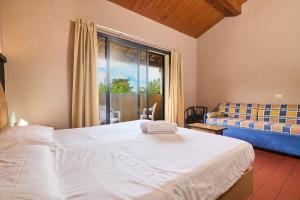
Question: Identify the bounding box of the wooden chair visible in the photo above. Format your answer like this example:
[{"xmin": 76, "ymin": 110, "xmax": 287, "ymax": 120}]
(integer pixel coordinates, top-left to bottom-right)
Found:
[{"xmin": 184, "ymin": 106, "xmax": 208, "ymax": 128}]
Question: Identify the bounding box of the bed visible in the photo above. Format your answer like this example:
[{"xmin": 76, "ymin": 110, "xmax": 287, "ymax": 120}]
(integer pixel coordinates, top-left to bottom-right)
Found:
[{"xmin": 0, "ymin": 84, "xmax": 254, "ymax": 200}]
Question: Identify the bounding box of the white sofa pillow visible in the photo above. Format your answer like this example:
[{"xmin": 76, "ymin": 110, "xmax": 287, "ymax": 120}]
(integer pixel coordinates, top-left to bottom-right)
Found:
[{"xmin": 0, "ymin": 125, "xmax": 54, "ymax": 148}]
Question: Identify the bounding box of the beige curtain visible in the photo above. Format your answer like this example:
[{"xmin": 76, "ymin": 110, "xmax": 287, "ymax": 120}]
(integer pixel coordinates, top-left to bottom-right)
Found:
[
  {"xmin": 71, "ymin": 19, "xmax": 99, "ymax": 128},
  {"xmin": 165, "ymin": 49, "xmax": 185, "ymax": 127}
]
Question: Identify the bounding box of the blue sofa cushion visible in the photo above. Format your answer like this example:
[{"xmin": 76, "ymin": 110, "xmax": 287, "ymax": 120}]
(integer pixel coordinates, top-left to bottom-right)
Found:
[{"xmin": 223, "ymin": 126, "xmax": 300, "ymax": 157}]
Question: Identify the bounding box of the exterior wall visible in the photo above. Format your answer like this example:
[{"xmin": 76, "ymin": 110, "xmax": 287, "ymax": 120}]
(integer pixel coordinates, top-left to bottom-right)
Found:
[
  {"xmin": 197, "ymin": 0, "xmax": 300, "ymax": 110},
  {"xmin": 3, "ymin": 0, "xmax": 197, "ymax": 128}
]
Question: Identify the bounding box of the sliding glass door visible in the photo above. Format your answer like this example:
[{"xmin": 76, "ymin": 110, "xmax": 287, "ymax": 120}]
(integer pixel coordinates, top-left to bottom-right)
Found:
[
  {"xmin": 109, "ymin": 41, "xmax": 138, "ymax": 123},
  {"xmin": 98, "ymin": 33, "xmax": 169, "ymax": 124}
]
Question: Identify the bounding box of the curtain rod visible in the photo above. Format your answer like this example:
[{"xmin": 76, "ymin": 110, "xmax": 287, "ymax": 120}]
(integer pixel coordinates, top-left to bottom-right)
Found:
[{"xmin": 96, "ymin": 25, "xmax": 171, "ymax": 52}]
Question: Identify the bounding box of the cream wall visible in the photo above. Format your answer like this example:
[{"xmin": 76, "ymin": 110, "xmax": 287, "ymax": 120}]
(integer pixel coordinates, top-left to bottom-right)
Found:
[
  {"xmin": 0, "ymin": 0, "xmax": 3, "ymax": 52},
  {"xmin": 3, "ymin": 0, "xmax": 197, "ymax": 128},
  {"xmin": 197, "ymin": 0, "xmax": 300, "ymax": 110}
]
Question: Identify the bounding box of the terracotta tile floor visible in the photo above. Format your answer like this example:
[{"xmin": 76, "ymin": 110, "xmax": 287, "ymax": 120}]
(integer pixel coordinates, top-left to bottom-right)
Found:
[{"xmin": 249, "ymin": 149, "xmax": 300, "ymax": 200}]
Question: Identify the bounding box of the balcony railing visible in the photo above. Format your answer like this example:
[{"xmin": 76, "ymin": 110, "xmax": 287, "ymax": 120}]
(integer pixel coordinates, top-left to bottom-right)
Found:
[{"xmin": 99, "ymin": 94, "xmax": 163, "ymax": 123}]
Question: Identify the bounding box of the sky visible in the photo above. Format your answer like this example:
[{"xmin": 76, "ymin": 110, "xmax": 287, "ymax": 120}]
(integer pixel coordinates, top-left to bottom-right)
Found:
[{"xmin": 98, "ymin": 60, "xmax": 162, "ymax": 92}]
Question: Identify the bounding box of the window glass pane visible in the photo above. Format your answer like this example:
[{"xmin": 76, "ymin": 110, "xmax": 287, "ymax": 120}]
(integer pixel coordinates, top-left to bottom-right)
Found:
[
  {"xmin": 109, "ymin": 41, "xmax": 138, "ymax": 122},
  {"xmin": 148, "ymin": 52, "xmax": 164, "ymax": 120},
  {"xmin": 98, "ymin": 37, "xmax": 107, "ymax": 124},
  {"xmin": 139, "ymin": 50, "xmax": 147, "ymax": 119}
]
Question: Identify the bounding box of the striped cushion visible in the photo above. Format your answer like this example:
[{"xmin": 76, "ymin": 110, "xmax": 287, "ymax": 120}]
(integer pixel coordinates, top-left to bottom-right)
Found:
[
  {"xmin": 218, "ymin": 103, "xmax": 258, "ymax": 120},
  {"xmin": 251, "ymin": 121, "xmax": 300, "ymax": 135},
  {"xmin": 291, "ymin": 124, "xmax": 300, "ymax": 134},
  {"xmin": 206, "ymin": 118, "xmax": 300, "ymax": 134},
  {"xmin": 258, "ymin": 104, "xmax": 300, "ymax": 124},
  {"xmin": 206, "ymin": 117, "xmax": 229, "ymax": 125},
  {"xmin": 206, "ymin": 117, "xmax": 246, "ymax": 128}
]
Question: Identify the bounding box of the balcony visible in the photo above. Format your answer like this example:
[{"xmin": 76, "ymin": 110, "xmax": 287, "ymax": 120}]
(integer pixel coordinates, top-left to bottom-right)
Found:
[{"xmin": 99, "ymin": 94, "xmax": 163, "ymax": 124}]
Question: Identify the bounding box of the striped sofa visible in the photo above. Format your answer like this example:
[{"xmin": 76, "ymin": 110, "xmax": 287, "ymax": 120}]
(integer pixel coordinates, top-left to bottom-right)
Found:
[{"xmin": 206, "ymin": 103, "xmax": 300, "ymax": 156}]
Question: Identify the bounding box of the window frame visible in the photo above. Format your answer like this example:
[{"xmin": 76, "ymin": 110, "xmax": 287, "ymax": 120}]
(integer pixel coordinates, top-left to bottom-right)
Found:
[{"xmin": 97, "ymin": 32, "xmax": 171, "ymax": 124}]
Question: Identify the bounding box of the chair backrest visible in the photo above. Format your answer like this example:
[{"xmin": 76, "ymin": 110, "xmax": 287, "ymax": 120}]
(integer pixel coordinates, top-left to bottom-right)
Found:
[
  {"xmin": 152, "ymin": 103, "xmax": 157, "ymax": 110},
  {"xmin": 141, "ymin": 103, "xmax": 157, "ymax": 120},
  {"xmin": 258, "ymin": 104, "xmax": 300, "ymax": 124},
  {"xmin": 184, "ymin": 106, "xmax": 208, "ymax": 127},
  {"xmin": 149, "ymin": 103, "xmax": 157, "ymax": 120},
  {"xmin": 218, "ymin": 103, "xmax": 259, "ymax": 120}
]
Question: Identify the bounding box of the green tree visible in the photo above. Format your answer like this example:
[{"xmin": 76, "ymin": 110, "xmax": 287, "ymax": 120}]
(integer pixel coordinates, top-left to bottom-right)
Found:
[
  {"xmin": 99, "ymin": 83, "xmax": 106, "ymax": 93},
  {"xmin": 148, "ymin": 79, "xmax": 161, "ymax": 94},
  {"xmin": 99, "ymin": 79, "xmax": 160, "ymax": 94},
  {"xmin": 110, "ymin": 79, "xmax": 133, "ymax": 94}
]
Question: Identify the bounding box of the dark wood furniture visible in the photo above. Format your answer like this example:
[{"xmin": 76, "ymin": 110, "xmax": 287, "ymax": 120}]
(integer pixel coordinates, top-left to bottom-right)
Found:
[
  {"xmin": 184, "ymin": 106, "xmax": 208, "ymax": 128},
  {"xmin": 0, "ymin": 53, "xmax": 7, "ymax": 91},
  {"xmin": 188, "ymin": 123, "xmax": 227, "ymax": 135},
  {"xmin": 0, "ymin": 53, "xmax": 8, "ymax": 130}
]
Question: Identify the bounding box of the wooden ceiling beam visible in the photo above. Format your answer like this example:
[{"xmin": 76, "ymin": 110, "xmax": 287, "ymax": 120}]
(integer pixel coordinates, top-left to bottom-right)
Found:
[
  {"xmin": 206, "ymin": 0, "xmax": 243, "ymax": 16},
  {"xmin": 108, "ymin": 0, "xmax": 247, "ymax": 38}
]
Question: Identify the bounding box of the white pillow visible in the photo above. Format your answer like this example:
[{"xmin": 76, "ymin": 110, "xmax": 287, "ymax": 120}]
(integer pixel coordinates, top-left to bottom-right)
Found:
[
  {"xmin": 0, "ymin": 145, "xmax": 64, "ymax": 200},
  {"xmin": 0, "ymin": 125, "xmax": 54, "ymax": 147}
]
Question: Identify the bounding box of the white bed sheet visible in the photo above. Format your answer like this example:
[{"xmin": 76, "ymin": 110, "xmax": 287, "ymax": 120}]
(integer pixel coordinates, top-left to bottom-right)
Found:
[{"xmin": 54, "ymin": 120, "xmax": 254, "ymax": 200}]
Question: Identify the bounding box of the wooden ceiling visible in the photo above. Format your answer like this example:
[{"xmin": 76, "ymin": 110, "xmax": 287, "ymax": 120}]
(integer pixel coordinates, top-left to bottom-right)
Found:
[{"xmin": 108, "ymin": 0, "xmax": 247, "ymax": 38}]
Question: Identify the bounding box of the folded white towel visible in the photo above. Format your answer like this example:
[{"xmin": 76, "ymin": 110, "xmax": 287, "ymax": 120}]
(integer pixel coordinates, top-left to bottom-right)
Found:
[{"xmin": 140, "ymin": 121, "xmax": 177, "ymax": 134}]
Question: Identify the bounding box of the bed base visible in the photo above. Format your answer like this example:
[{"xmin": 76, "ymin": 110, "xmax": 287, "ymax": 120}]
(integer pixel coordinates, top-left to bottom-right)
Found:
[{"xmin": 217, "ymin": 168, "xmax": 253, "ymax": 200}]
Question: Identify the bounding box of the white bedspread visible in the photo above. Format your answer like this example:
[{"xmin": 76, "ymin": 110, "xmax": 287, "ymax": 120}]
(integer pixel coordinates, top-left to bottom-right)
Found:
[
  {"xmin": 54, "ymin": 120, "xmax": 254, "ymax": 200},
  {"xmin": 0, "ymin": 145, "xmax": 64, "ymax": 200}
]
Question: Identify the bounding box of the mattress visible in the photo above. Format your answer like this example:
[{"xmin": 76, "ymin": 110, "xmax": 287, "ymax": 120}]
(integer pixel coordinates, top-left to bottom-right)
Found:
[{"xmin": 54, "ymin": 120, "xmax": 255, "ymax": 200}]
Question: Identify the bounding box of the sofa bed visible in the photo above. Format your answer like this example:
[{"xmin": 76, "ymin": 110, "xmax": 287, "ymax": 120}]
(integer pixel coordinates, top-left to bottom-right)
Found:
[{"xmin": 206, "ymin": 103, "xmax": 300, "ymax": 156}]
